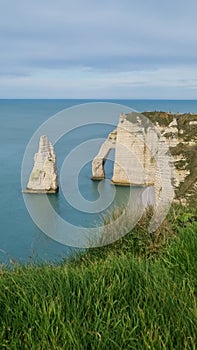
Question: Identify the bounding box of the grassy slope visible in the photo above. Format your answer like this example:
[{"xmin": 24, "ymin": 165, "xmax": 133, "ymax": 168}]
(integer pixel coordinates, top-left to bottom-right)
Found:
[{"xmin": 0, "ymin": 207, "xmax": 196, "ymax": 350}]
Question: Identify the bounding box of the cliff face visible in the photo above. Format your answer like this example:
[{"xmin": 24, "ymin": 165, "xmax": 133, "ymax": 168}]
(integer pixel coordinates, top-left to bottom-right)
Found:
[
  {"xmin": 92, "ymin": 111, "xmax": 197, "ymax": 205},
  {"xmin": 110, "ymin": 112, "xmax": 161, "ymax": 187},
  {"xmin": 143, "ymin": 111, "xmax": 197, "ymax": 205}
]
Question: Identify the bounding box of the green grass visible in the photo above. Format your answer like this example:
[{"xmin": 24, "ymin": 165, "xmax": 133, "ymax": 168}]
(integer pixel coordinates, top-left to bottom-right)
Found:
[{"xmin": 0, "ymin": 206, "xmax": 196, "ymax": 349}]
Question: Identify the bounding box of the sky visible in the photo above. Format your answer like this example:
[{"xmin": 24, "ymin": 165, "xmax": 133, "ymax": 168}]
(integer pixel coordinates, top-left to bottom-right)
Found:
[{"xmin": 0, "ymin": 0, "xmax": 197, "ymax": 99}]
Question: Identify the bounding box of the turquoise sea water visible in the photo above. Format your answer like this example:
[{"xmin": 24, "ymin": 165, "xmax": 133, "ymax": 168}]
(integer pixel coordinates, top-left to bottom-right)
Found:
[{"xmin": 0, "ymin": 99, "xmax": 197, "ymax": 265}]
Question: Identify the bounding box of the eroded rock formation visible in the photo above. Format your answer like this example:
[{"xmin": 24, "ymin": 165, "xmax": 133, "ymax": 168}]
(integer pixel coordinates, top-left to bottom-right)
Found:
[
  {"xmin": 92, "ymin": 112, "xmax": 169, "ymax": 187},
  {"xmin": 25, "ymin": 135, "xmax": 58, "ymax": 193},
  {"xmin": 92, "ymin": 129, "xmax": 117, "ymax": 180},
  {"xmin": 92, "ymin": 111, "xmax": 197, "ymax": 205}
]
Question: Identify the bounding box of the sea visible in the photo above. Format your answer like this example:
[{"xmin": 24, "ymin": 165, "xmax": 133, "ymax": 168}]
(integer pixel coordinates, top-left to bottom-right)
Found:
[{"xmin": 1, "ymin": 99, "xmax": 197, "ymax": 265}]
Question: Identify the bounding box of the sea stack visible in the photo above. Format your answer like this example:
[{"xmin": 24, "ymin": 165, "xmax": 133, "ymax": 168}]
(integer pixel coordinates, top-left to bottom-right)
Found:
[{"xmin": 25, "ymin": 135, "xmax": 58, "ymax": 193}]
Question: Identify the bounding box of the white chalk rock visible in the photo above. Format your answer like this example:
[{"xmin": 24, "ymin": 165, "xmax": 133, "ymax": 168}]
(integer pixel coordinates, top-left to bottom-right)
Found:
[
  {"xmin": 25, "ymin": 135, "xmax": 58, "ymax": 193},
  {"xmin": 92, "ymin": 129, "xmax": 117, "ymax": 180}
]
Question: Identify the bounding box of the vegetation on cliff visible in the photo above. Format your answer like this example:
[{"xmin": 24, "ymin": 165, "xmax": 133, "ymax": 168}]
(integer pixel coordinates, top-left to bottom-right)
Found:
[{"xmin": 144, "ymin": 111, "xmax": 197, "ymax": 205}]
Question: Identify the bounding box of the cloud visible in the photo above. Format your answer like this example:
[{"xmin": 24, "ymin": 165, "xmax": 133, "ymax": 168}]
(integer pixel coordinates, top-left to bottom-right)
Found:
[
  {"xmin": 0, "ymin": 0, "xmax": 197, "ymax": 97},
  {"xmin": 1, "ymin": 66, "xmax": 197, "ymax": 99}
]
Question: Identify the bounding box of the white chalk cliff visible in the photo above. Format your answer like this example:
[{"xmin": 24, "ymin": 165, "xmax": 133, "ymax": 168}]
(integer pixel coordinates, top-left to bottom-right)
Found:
[
  {"xmin": 92, "ymin": 112, "xmax": 175, "ymax": 230},
  {"xmin": 25, "ymin": 135, "xmax": 58, "ymax": 193},
  {"xmin": 92, "ymin": 112, "xmax": 173, "ymax": 187},
  {"xmin": 92, "ymin": 110, "xmax": 197, "ymax": 209}
]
